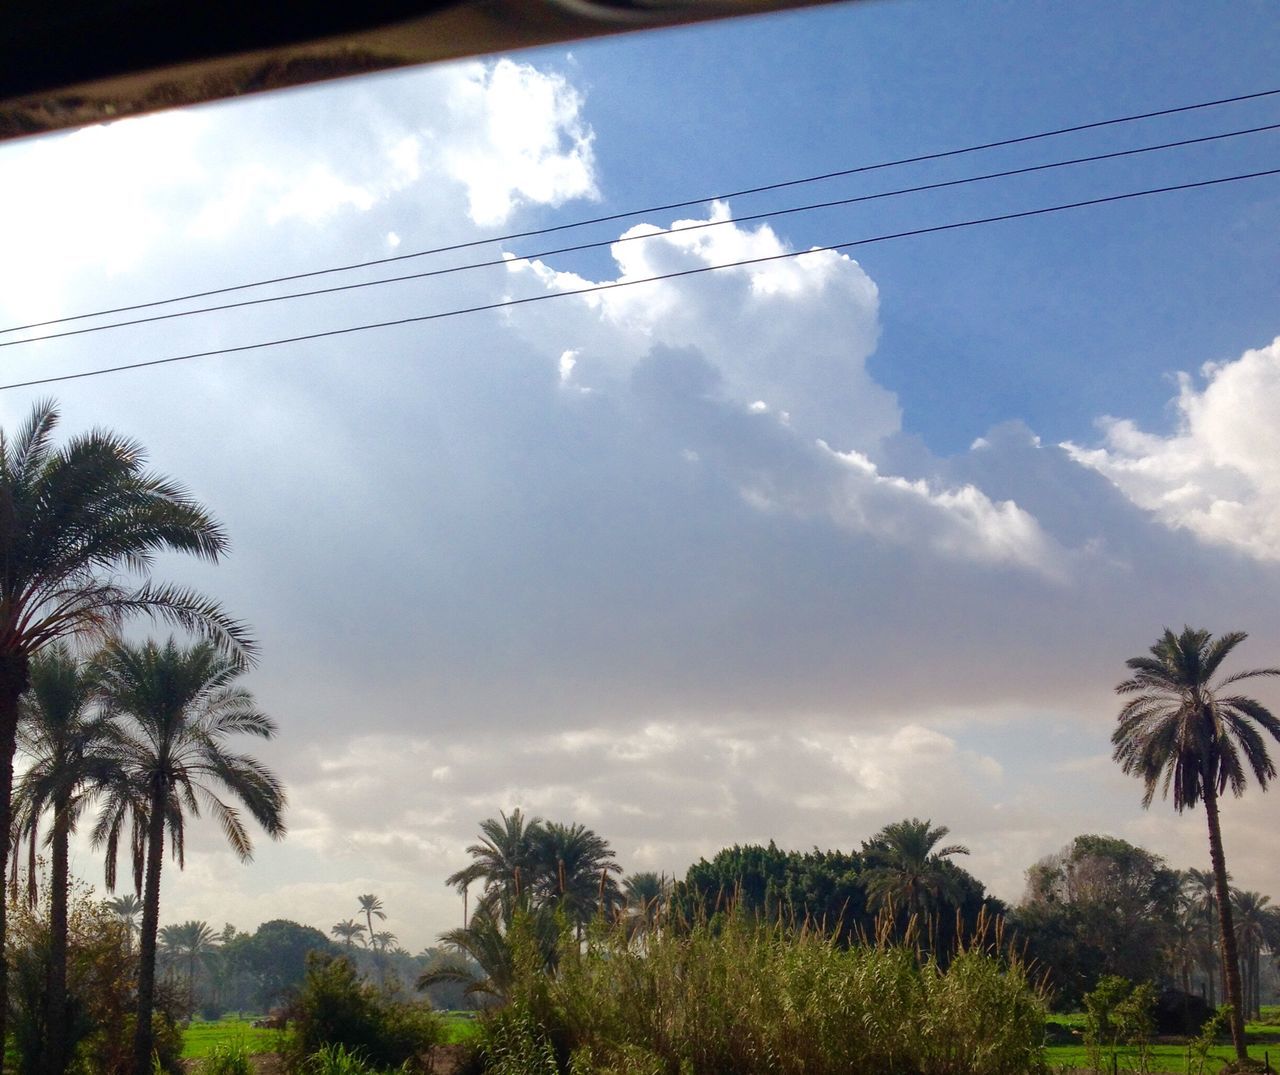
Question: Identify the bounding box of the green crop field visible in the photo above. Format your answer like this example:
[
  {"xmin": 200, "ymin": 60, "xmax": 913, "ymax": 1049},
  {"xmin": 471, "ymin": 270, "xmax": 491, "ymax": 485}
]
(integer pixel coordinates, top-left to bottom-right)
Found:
[
  {"xmin": 181, "ymin": 1016, "xmax": 281, "ymax": 1059},
  {"xmin": 1041, "ymin": 1009, "xmax": 1280, "ymax": 1074},
  {"xmin": 180, "ymin": 1010, "xmax": 481, "ymax": 1059}
]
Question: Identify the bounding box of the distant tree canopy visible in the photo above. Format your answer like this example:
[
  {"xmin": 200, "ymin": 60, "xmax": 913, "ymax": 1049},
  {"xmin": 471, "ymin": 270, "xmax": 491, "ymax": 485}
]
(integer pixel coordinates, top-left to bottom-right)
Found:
[
  {"xmin": 1011, "ymin": 834, "xmax": 1181, "ymax": 1008},
  {"xmin": 676, "ymin": 830, "xmax": 998, "ymax": 950},
  {"xmin": 227, "ymin": 919, "xmax": 340, "ymax": 1009}
]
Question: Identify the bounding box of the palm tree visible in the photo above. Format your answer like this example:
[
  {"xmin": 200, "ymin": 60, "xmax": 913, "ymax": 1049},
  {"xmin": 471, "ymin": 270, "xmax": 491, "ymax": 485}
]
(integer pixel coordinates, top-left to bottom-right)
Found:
[
  {"xmin": 1183, "ymin": 867, "xmax": 1224, "ymax": 1005},
  {"xmin": 331, "ymin": 918, "xmax": 366, "ymax": 951},
  {"xmin": 357, "ymin": 893, "xmax": 386, "ymax": 943},
  {"xmin": 419, "ymin": 900, "xmax": 559, "ymax": 1003},
  {"xmin": 446, "ymin": 809, "xmax": 545, "ymax": 914},
  {"xmin": 372, "ymin": 929, "xmax": 397, "ymax": 953},
  {"xmin": 158, "ymin": 919, "xmax": 219, "ymax": 1009},
  {"xmin": 533, "ymin": 821, "xmax": 623, "ymax": 927},
  {"xmin": 0, "ymin": 400, "xmax": 250, "ymax": 1066},
  {"xmin": 107, "ymin": 893, "xmax": 143, "ymax": 954},
  {"xmin": 862, "ymin": 817, "xmax": 971, "ymax": 924},
  {"xmin": 92, "ymin": 637, "xmax": 285, "ymax": 1074},
  {"xmin": 623, "ymin": 871, "xmax": 671, "ymax": 942},
  {"xmin": 1231, "ymin": 890, "xmax": 1272, "ymax": 1021},
  {"xmin": 1113, "ymin": 626, "xmax": 1280, "ymax": 1061},
  {"xmin": 11, "ymin": 643, "xmax": 120, "ymax": 1075}
]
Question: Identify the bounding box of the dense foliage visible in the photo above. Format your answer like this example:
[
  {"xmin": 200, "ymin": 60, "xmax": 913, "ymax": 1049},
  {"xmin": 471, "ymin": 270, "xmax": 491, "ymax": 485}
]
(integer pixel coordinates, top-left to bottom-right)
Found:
[{"xmin": 474, "ymin": 909, "xmax": 1046, "ymax": 1075}]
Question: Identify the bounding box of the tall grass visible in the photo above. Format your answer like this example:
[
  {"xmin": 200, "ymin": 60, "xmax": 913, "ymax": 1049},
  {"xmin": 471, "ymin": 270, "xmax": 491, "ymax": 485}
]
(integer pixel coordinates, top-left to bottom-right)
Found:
[{"xmin": 479, "ymin": 909, "xmax": 1046, "ymax": 1075}]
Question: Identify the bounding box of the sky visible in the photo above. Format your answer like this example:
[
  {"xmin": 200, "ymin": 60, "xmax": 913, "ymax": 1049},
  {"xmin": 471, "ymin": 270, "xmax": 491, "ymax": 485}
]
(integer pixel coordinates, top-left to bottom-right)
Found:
[{"xmin": 1, "ymin": 0, "xmax": 1278, "ymax": 953}]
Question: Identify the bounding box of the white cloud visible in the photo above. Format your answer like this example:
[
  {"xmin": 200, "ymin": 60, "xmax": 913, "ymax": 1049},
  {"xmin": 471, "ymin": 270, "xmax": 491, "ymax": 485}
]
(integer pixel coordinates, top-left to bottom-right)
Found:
[
  {"xmin": 1064, "ymin": 337, "xmax": 1280, "ymax": 560},
  {"xmin": 442, "ymin": 58, "xmax": 597, "ymax": 226}
]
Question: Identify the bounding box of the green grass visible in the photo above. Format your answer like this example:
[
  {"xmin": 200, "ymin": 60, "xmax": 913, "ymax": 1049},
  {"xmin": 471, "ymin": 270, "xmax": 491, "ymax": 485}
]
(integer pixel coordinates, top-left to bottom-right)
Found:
[
  {"xmin": 180, "ymin": 1015, "xmax": 281, "ymax": 1059},
  {"xmin": 1042, "ymin": 1010, "xmax": 1280, "ymax": 1073},
  {"xmin": 439, "ymin": 1011, "xmax": 482, "ymax": 1045}
]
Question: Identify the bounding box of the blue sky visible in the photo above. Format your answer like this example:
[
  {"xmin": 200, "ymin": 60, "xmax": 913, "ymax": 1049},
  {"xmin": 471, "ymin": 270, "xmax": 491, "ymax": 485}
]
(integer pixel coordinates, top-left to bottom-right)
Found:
[{"xmin": 1, "ymin": 0, "xmax": 1278, "ymax": 949}]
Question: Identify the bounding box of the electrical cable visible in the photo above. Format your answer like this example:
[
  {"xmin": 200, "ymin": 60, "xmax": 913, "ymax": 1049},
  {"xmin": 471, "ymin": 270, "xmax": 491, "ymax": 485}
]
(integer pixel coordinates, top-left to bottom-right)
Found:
[
  {"xmin": 2, "ymin": 86, "xmax": 1277, "ymax": 337},
  {"xmin": 1, "ymin": 165, "xmax": 1276, "ymax": 394},
  {"xmin": 4, "ymin": 120, "xmax": 1277, "ymax": 349}
]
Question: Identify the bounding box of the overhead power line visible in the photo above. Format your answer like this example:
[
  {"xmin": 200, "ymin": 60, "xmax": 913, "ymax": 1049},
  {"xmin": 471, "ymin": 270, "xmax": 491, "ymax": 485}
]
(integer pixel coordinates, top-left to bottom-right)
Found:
[
  {"xmin": 5, "ymin": 120, "xmax": 1278, "ymax": 349},
  {"xmin": 2, "ymin": 86, "xmax": 1277, "ymax": 337},
  {"xmin": 2, "ymin": 166, "xmax": 1276, "ymax": 395}
]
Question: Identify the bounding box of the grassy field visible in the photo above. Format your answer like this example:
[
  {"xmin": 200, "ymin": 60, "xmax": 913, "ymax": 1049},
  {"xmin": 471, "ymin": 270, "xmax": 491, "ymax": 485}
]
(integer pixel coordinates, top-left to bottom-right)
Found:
[
  {"xmin": 1042, "ymin": 1010, "xmax": 1280, "ymax": 1074},
  {"xmin": 181, "ymin": 1015, "xmax": 281, "ymax": 1058},
  {"xmin": 180, "ymin": 1011, "xmax": 481, "ymax": 1059}
]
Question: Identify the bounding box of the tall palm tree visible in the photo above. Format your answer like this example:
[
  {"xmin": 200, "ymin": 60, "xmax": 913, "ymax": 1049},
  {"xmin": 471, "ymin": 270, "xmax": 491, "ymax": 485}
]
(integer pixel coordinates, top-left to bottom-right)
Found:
[
  {"xmin": 158, "ymin": 919, "xmax": 219, "ymax": 1008},
  {"xmin": 331, "ymin": 918, "xmax": 366, "ymax": 951},
  {"xmin": 357, "ymin": 893, "xmax": 386, "ymax": 942},
  {"xmin": 1113, "ymin": 626, "xmax": 1280, "ymax": 1062},
  {"xmin": 446, "ymin": 809, "xmax": 545, "ymax": 915},
  {"xmin": 862, "ymin": 817, "xmax": 970, "ymax": 923},
  {"xmin": 11, "ymin": 643, "xmax": 120, "ymax": 1075},
  {"xmin": 107, "ymin": 892, "xmax": 144, "ymax": 955},
  {"xmin": 0, "ymin": 400, "xmax": 250, "ymax": 1067},
  {"xmin": 92, "ymin": 637, "xmax": 285, "ymax": 1074}
]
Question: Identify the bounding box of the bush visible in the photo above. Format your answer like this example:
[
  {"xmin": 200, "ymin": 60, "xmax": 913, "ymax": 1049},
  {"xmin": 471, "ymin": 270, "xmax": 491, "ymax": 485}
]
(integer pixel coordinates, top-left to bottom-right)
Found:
[
  {"xmin": 285, "ymin": 953, "xmax": 442, "ymax": 1072},
  {"xmin": 472, "ymin": 908, "xmax": 1046, "ymax": 1075},
  {"xmin": 203, "ymin": 1039, "xmax": 254, "ymax": 1075}
]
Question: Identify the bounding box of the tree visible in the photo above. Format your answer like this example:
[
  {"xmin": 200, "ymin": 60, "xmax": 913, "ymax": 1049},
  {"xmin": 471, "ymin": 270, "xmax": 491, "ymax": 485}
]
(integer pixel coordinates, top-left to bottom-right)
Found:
[
  {"xmin": 1112, "ymin": 626, "xmax": 1280, "ymax": 1061},
  {"xmin": 93, "ymin": 637, "xmax": 286, "ymax": 1073},
  {"xmin": 1231, "ymin": 890, "xmax": 1273, "ymax": 1021},
  {"xmin": 446, "ymin": 809, "xmax": 545, "ymax": 913},
  {"xmin": 357, "ymin": 894, "xmax": 387, "ymax": 987},
  {"xmin": 158, "ymin": 920, "xmax": 218, "ymax": 1010},
  {"xmin": 11, "ymin": 643, "xmax": 120, "ymax": 1075},
  {"xmin": 623, "ymin": 872, "xmax": 671, "ymax": 939},
  {"xmin": 331, "ymin": 919, "xmax": 366, "ymax": 951},
  {"xmin": 532, "ymin": 821, "xmax": 623, "ymax": 928},
  {"xmin": 233, "ymin": 919, "xmax": 338, "ymax": 1009},
  {"xmin": 1015, "ymin": 834, "xmax": 1180, "ymax": 1005},
  {"xmin": 862, "ymin": 817, "xmax": 971, "ymax": 923},
  {"xmin": 106, "ymin": 893, "xmax": 143, "ymax": 956},
  {"xmin": 1182, "ymin": 867, "xmax": 1224, "ymax": 1005},
  {"xmin": 0, "ymin": 400, "xmax": 251, "ymax": 1068}
]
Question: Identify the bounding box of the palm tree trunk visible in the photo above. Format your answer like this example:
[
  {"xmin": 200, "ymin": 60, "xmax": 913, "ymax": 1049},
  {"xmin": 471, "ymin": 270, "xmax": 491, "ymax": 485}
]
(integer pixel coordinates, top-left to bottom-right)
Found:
[
  {"xmin": 46, "ymin": 800, "xmax": 72, "ymax": 1075},
  {"xmin": 0, "ymin": 651, "xmax": 31, "ymax": 1075},
  {"xmin": 133, "ymin": 792, "xmax": 167, "ymax": 1074},
  {"xmin": 1203, "ymin": 783, "xmax": 1248, "ymax": 1061}
]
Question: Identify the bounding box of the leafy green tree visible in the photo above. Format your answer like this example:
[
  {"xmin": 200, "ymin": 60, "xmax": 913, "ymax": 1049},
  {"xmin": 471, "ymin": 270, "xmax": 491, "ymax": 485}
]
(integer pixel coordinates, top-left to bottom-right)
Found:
[
  {"xmin": 0, "ymin": 400, "xmax": 250, "ymax": 1065},
  {"xmin": 92, "ymin": 637, "xmax": 286, "ymax": 1073},
  {"xmin": 1112, "ymin": 626, "xmax": 1280, "ymax": 1061},
  {"xmin": 1014, "ymin": 834, "xmax": 1180, "ymax": 1007},
  {"xmin": 862, "ymin": 818, "xmax": 971, "ymax": 925},
  {"xmin": 233, "ymin": 919, "xmax": 338, "ymax": 1009},
  {"xmin": 420, "ymin": 902, "xmax": 558, "ymax": 1003},
  {"xmin": 11, "ymin": 643, "xmax": 120, "ymax": 1075}
]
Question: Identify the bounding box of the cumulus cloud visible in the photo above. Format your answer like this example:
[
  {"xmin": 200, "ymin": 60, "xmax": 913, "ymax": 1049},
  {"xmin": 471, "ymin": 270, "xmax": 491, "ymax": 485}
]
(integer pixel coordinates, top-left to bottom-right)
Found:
[
  {"xmin": 442, "ymin": 58, "xmax": 597, "ymax": 226},
  {"xmin": 1064, "ymin": 337, "xmax": 1280, "ymax": 560}
]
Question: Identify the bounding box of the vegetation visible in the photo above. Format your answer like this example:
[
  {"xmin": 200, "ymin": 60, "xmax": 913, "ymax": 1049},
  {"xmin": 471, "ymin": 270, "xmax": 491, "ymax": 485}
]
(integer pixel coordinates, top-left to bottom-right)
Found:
[
  {"xmin": 1112, "ymin": 627, "xmax": 1280, "ymax": 1062},
  {"xmin": 473, "ymin": 908, "xmax": 1045, "ymax": 1075},
  {"xmin": 93, "ymin": 637, "xmax": 287, "ymax": 1072},
  {"xmin": 0, "ymin": 400, "xmax": 251, "ymax": 1069},
  {"xmin": 284, "ymin": 953, "xmax": 442, "ymax": 1071}
]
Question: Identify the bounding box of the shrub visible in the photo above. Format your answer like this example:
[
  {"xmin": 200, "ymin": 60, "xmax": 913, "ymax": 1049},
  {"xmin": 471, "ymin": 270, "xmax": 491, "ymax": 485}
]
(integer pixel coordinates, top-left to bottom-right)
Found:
[
  {"xmin": 203, "ymin": 1039, "xmax": 254, "ymax": 1075},
  {"xmin": 285, "ymin": 953, "xmax": 442, "ymax": 1072},
  {"xmin": 471, "ymin": 908, "xmax": 1046, "ymax": 1075}
]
